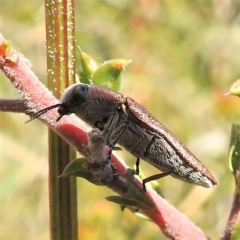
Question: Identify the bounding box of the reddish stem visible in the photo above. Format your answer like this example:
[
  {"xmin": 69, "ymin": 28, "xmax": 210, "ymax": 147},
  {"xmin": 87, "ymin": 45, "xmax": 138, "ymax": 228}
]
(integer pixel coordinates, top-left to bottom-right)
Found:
[{"xmin": 221, "ymin": 173, "xmax": 240, "ymax": 240}]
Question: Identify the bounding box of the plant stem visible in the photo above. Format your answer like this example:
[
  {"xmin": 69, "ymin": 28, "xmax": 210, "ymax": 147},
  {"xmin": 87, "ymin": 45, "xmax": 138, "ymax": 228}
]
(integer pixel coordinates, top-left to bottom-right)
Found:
[{"xmin": 45, "ymin": 0, "xmax": 78, "ymax": 239}]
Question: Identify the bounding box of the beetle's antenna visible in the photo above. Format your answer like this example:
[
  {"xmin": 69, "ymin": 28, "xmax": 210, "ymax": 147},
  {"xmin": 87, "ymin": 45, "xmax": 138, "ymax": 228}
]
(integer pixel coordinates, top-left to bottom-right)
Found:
[{"xmin": 26, "ymin": 103, "xmax": 62, "ymax": 123}]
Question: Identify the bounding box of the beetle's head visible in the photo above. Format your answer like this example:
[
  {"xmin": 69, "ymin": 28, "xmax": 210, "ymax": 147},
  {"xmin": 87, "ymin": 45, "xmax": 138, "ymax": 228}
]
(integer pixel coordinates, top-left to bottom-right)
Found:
[
  {"xmin": 28, "ymin": 83, "xmax": 90, "ymax": 122},
  {"xmin": 58, "ymin": 83, "xmax": 89, "ymax": 119}
]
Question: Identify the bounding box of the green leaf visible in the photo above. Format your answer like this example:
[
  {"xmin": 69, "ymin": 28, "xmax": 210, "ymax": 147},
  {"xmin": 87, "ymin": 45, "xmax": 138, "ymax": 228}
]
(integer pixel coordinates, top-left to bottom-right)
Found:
[
  {"xmin": 106, "ymin": 169, "xmax": 156, "ymax": 212},
  {"xmin": 106, "ymin": 195, "xmax": 155, "ymax": 212},
  {"xmin": 227, "ymin": 124, "xmax": 240, "ymax": 195},
  {"xmin": 228, "ymin": 124, "xmax": 240, "ymax": 175},
  {"xmin": 61, "ymin": 158, "xmax": 103, "ymax": 185},
  {"xmin": 78, "ymin": 48, "xmax": 99, "ymax": 84},
  {"xmin": 92, "ymin": 59, "xmax": 131, "ymax": 91},
  {"xmin": 120, "ymin": 205, "xmax": 151, "ymax": 221}
]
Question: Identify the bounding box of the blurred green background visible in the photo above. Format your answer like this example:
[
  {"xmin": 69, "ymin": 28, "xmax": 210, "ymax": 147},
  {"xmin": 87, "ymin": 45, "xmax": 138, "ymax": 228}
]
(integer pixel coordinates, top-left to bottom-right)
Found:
[{"xmin": 1, "ymin": 0, "xmax": 240, "ymax": 239}]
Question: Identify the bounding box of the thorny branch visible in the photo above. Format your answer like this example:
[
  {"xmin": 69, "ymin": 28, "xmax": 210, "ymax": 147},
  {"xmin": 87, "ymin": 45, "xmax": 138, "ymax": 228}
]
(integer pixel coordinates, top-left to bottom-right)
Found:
[{"xmin": 0, "ymin": 33, "xmax": 214, "ymax": 240}]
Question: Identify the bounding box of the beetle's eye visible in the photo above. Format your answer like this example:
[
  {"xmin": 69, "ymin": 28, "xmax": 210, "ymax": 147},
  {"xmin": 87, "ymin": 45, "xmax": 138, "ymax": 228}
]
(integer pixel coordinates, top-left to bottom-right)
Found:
[
  {"xmin": 69, "ymin": 84, "xmax": 89, "ymax": 105},
  {"xmin": 79, "ymin": 85, "xmax": 88, "ymax": 94},
  {"xmin": 69, "ymin": 91, "xmax": 83, "ymax": 105}
]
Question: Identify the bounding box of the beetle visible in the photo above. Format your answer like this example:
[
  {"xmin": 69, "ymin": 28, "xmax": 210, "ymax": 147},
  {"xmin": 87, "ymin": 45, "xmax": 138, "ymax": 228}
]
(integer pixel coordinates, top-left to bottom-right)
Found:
[{"xmin": 30, "ymin": 83, "xmax": 217, "ymax": 190}]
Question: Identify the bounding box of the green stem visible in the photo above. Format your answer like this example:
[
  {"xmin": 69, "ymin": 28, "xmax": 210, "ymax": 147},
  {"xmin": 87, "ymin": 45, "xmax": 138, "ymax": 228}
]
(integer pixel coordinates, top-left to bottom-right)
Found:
[{"xmin": 45, "ymin": 0, "xmax": 78, "ymax": 239}]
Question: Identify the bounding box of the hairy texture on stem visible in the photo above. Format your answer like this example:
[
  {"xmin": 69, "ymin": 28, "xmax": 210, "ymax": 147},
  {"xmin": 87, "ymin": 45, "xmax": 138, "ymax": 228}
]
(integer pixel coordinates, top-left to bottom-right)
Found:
[{"xmin": 0, "ymin": 33, "xmax": 210, "ymax": 240}]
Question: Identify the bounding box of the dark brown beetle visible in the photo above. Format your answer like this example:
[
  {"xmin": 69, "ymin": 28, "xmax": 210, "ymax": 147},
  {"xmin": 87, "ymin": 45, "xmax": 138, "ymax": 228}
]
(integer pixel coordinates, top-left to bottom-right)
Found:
[{"xmin": 30, "ymin": 83, "xmax": 217, "ymax": 190}]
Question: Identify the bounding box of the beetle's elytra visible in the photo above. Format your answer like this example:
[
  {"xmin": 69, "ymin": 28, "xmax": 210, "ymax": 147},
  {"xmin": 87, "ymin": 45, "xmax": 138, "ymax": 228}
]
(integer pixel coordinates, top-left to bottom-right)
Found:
[{"xmin": 30, "ymin": 83, "xmax": 217, "ymax": 189}]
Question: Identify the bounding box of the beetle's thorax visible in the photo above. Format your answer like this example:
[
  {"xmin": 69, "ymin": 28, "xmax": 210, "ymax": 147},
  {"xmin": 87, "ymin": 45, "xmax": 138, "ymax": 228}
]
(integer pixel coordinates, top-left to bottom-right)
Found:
[{"xmin": 76, "ymin": 84, "xmax": 125, "ymax": 127}]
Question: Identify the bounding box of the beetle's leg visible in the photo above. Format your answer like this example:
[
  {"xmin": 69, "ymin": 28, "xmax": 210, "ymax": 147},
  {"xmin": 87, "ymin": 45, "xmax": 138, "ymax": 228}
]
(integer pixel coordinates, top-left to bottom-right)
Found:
[
  {"xmin": 135, "ymin": 158, "xmax": 140, "ymax": 175},
  {"xmin": 100, "ymin": 163, "xmax": 119, "ymax": 185},
  {"xmin": 105, "ymin": 149, "xmax": 113, "ymax": 164},
  {"xmin": 141, "ymin": 159, "xmax": 174, "ymax": 191},
  {"xmin": 112, "ymin": 146, "xmax": 122, "ymax": 151},
  {"xmin": 104, "ymin": 104, "xmax": 129, "ymax": 146},
  {"xmin": 142, "ymin": 171, "xmax": 172, "ymax": 192},
  {"xmin": 105, "ymin": 113, "xmax": 128, "ymax": 145},
  {"xmin": 108, "ymin": 120, "xmax": 128, "ymax": 145},
  {"xmin": 106, "ymin": 122, "xmax": 128, "ymax": 160},
  {"xmin": 103, "ymin": 112, "xmax": 128, "ymax": 161},
  {"xmin": 93, "ymin": 113, "xmax": 118, "ymax": 163},
  {"xmin": 103, "ymin": 112, "xmax": 120, "ymax": 142}
]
